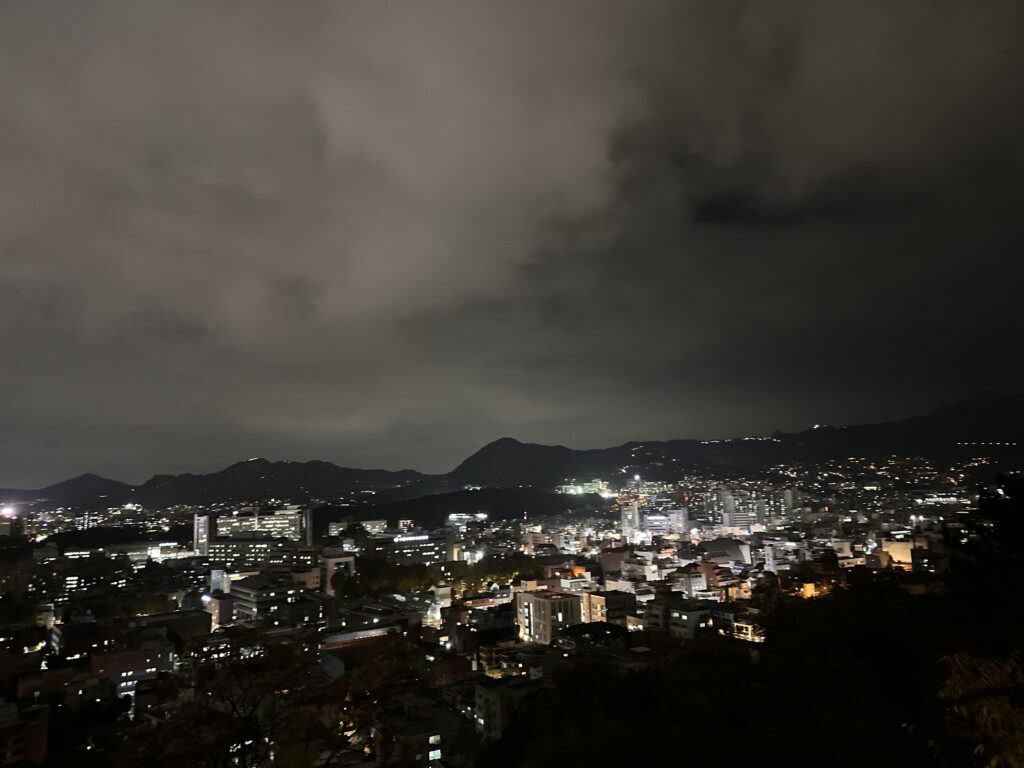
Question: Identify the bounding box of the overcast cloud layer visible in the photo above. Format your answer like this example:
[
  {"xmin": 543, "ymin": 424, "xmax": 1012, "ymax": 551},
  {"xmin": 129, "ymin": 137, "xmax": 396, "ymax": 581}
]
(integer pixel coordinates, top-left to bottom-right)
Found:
[{"xmin": 2, "ymin": 0, "xmax": 1022, "ymax": 486}]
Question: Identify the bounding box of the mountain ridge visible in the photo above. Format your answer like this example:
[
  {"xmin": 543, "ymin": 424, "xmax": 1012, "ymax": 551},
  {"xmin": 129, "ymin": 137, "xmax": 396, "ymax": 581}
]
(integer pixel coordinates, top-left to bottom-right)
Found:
[{"xmin": 3, "ymin": 393, "xmax": 1022, "ymax": 507}]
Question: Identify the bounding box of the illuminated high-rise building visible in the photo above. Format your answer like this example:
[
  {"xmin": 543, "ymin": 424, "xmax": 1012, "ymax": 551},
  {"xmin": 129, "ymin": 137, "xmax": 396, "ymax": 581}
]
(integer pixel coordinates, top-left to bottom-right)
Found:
[{"xmin": 193, "ymin": 514, "xmax": 214, "ymax": 556}]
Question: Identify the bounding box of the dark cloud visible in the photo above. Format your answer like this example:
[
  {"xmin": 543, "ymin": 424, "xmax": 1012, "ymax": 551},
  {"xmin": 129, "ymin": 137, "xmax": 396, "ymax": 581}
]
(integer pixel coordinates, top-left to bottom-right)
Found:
[{"xmin": 1, "ymin": 0, "xmax": 1022, "ymax": 486}]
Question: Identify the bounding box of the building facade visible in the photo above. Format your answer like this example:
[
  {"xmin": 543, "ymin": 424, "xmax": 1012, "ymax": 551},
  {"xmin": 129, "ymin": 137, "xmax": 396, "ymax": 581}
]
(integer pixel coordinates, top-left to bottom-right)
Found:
[{"xmin": 515, "ymin": 590, "xmax": 582, "ymax": 644}]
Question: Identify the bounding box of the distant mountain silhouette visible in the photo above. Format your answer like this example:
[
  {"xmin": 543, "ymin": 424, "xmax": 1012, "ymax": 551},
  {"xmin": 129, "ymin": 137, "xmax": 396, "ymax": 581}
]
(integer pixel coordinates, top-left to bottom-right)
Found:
[
  {"xmin": 1, "ymin": 459, "xmax": 426, "ymax": 508},
  {"xmin": 451, "ymin": 392, "xmax": 1024, "ymax": 486},
  {"xmin": 137, "ymin": 458, "xmax": 425, "ymax": 506},
  {"xmin": 2, "ymin": 393, "xmax": 1021, "ymax": 507},
  {"xmin": 33, "ymin": 473, "xmax": 135, "ymax": 505},
  {"xmin": 448, "ymin": 437, "xmax": 627, "ymax": 488}
]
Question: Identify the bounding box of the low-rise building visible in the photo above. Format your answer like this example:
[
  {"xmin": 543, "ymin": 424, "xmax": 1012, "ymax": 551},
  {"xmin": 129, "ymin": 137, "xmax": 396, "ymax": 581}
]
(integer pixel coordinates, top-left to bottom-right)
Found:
[
  {"xmin": 515, "ymin": 590, "xmax": 582, "ymax": 645},
  {"xmin": 581, "ymin": 590, "xmax": 636, "ymax": 625},
  {"xmin": 0, "ymin": 700, "xmax": 48, "ymax": 766},
  {"xmin": 90, "ymin": 639, "xmax": 174, "ymax": 697},
  {"xmin": 230, "ymin": 575, "xmax": 303, "ymax": 622},
  {"xmin": 475, "ymin": 677, "xmax": 543, "ymax": 741},
  {"xmin": 367, "ymin": 532, "xmax": 450, "ymax": 566}
]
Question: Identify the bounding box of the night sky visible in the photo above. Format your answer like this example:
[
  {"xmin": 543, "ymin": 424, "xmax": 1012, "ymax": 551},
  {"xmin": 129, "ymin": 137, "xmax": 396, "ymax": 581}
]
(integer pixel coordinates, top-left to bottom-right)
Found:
[{"xmin": 2, "ymin": 1, "xmax": 1022, "ymax": 487}]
